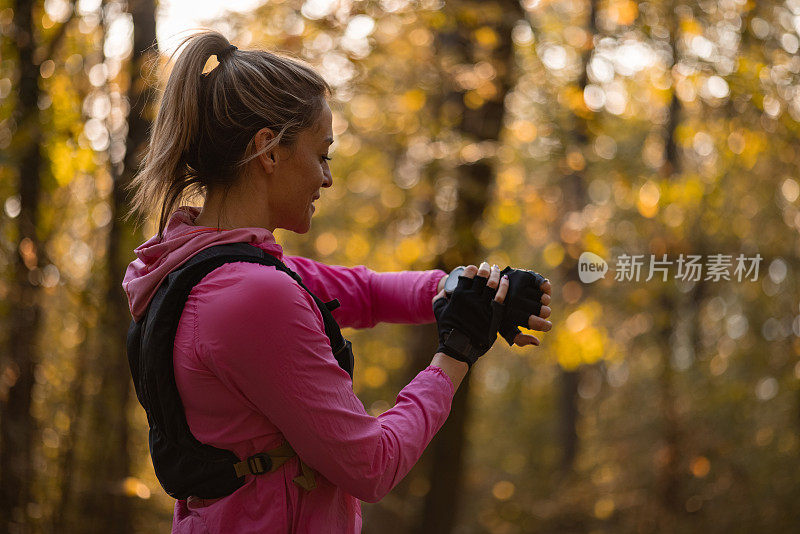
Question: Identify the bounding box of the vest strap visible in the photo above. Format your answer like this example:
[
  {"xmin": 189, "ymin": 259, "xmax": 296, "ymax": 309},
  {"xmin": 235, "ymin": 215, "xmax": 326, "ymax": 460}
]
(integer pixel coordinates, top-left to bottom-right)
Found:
[
  {"xmin": 232, "ymin": 442, "xmax": 317, "ymax": 491},
  {"xmin": 293, "ymin": 460, "xmax": 318, "ymax": 491}
]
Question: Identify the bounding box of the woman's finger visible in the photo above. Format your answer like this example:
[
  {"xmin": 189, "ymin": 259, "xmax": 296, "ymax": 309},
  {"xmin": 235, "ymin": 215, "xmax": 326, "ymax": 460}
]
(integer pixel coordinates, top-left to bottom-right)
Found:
[
  {"xmin": 495, "ymin": 274, "xmax": 509, "ymax": 303},
  {"xmin": 538, "ymin": 305, "xmax": 551, "ymax": 319},
  {"xmin": 432, "ymin": 288, "xmax": 446, "ymax": 305},
  {"xmin": 528, "ymin": 315, "xmax": 552, "ymax": 332},
  {"xmin": 476, "ymin": 261, "xmax": 490, "ymax": 277},
  {"xmin": 462, "ymin": 265, "xmax": 478, "ymax": 278},
  {"xmin": 540, "ymin": 280, "xmax": 552, "ymax": 295},
  {"xmin": 541, "ymin": 293, "xmax": 551, "ymax": 306},
  {"xmin": 487, "ymin": 264, "xmax": 500, "ymax": 289},
  {"xmin": 514, "ymin": 332, "xmax": 540, "ymax": 346}
]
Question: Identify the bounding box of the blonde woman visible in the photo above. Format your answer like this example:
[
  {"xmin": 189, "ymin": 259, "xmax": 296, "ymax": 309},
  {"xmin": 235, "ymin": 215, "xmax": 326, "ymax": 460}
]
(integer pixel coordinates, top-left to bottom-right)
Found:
[{"xmin": 123, "ymin": 31, "xmax": 551, "ymax": 533}]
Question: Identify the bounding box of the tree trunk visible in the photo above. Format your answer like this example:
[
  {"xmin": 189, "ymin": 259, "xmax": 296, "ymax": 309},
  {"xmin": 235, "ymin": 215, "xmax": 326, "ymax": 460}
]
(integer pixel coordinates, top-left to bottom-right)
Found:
[
  {"xmin": 79, "ymin": 1, "xmax": 157, "ymax": 531},
  {"xmin": 550, "ymin": 0, "xmax": 598, "ymax": 472},
  {"xmin": 415, "ymin": 1, "xmax": 523, "ymax": 532},
  {"xmin": 656, "ymin": 294, "xmax": 680, "ymax": 516},
  {"xmin": 0, "ymin": 0, "xmax": 44, "ymax": 531},
  {"xmin": 656, "ymin": 1, "xmax": 684, "ymax": 519},
  {"xmin": 558, "ymin": 369, "xmax": 580, "ymax": 471},
  {"xmin": 52, "ymin": 300, "xmax": 91, "ymax": 531}
]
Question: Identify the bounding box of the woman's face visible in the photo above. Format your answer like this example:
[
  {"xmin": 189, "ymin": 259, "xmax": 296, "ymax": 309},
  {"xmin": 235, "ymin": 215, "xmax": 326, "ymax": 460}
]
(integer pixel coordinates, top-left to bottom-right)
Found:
[{"xmin": 269, "ymin": 101, "xmax": 334, "ymax": 233}]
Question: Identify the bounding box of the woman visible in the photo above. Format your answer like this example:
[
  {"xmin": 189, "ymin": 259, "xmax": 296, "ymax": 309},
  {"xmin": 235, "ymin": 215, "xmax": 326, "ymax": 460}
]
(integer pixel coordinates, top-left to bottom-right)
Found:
[{"xmin": 123, "ymin": 31, "xmax": 551, "ymax": 533}]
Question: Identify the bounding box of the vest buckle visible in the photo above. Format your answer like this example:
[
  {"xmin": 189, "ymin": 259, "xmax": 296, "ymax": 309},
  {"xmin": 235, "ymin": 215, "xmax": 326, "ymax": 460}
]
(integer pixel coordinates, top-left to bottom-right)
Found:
[{"xmin": 247, "ymin": 453, "xmax": 272, "ymax": 475}]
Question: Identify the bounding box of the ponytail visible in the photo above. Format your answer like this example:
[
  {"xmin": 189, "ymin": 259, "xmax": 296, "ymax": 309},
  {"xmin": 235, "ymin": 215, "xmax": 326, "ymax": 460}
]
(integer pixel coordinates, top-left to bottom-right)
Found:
[{"xmin": 126, "ymin": 30, "xmax": 331, "ymax": 238}]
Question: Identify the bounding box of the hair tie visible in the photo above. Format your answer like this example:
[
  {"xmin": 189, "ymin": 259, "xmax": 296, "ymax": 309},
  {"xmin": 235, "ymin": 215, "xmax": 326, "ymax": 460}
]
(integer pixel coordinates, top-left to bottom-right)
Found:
[{"xmin": 217, "ymin": 44, "xmax": 237, "ymax": 61}]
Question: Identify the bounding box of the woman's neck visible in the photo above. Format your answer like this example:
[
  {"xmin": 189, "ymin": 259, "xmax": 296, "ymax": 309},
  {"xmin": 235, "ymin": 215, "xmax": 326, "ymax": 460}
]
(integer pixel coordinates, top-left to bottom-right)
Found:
[{"xmin": 194, "ymin": 181, "xmax": 275, "ymax": 232}]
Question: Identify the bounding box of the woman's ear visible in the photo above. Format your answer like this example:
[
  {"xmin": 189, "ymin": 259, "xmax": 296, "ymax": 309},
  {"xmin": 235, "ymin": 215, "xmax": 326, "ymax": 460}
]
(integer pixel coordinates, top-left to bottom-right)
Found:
[{"xmin": 253, "ymin": 127, "xmax": 279, "ymax": 174}]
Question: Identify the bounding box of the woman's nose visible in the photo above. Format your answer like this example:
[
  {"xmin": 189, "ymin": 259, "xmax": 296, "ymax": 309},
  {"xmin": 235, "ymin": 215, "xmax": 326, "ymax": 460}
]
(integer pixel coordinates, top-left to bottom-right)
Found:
[{"xmin": 323, "ymin": 170, "xmax": 333, "ymax": 188}]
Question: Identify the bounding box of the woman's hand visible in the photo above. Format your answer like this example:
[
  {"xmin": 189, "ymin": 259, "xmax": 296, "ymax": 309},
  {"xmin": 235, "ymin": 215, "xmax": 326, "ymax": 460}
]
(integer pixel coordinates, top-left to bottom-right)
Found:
[
  {"xmin": 498, "ymin": 267, "xmax": 552, "ymax": 347},
  {"xmin": 512, "ymin": 279, "xmax": 552, "ymax": 347},
  {"xmin": 433, "ymin": 265, "xmax": 552, "ymax": 348},
  {"xmin": 432, "ymin": 262, "xmax": 509, "ymax": 368}
]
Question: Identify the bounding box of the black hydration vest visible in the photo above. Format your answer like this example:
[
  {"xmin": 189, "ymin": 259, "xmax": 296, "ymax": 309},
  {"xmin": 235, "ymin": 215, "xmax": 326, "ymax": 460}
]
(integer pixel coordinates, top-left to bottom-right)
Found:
[{"xmin": 126, "ymin": 242, "xmax": 355, "ymax": 499}]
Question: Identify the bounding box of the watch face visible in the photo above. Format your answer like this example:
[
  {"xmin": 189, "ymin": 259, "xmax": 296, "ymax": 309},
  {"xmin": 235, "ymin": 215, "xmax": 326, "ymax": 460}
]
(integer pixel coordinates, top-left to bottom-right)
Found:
[{"xmin": 444, "ymin": 266, "xmax": 466, "ymax": 296}]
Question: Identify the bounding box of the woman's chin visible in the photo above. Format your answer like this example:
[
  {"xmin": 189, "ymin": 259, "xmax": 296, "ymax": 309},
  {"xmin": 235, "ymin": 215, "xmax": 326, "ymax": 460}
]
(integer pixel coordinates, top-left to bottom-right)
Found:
[
  {"xmin": 278, "ymin": 217, "xmax": 312, "ymax": 234},
  {"xmin": 280, "ymin": 208, "xmax": 314, "ymax": 234},
  {"xmin": 296, "ymin": 217, "xmax": 312, "ymax": 234}
]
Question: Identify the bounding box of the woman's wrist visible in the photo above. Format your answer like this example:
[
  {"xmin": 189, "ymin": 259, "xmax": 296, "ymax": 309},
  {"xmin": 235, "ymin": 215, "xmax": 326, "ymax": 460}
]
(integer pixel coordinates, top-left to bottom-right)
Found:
[
  {"xmin": 437, "ymin": 274, "xmax": 447, "ymax": 293},
  {"xmin": 430, "ymin": 352, "xmax": 469, "ymax": 391}
]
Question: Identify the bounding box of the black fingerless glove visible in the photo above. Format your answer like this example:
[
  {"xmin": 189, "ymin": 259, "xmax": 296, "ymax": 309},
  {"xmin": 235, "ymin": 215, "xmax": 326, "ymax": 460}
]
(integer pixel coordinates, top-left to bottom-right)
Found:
[
  {"xmin": 498, "ymin": 267, "xmax": 547, "ymax": 346},
  {"xmin": 432, "ymin": 274, "xmax": 504, "ymax": 367}
]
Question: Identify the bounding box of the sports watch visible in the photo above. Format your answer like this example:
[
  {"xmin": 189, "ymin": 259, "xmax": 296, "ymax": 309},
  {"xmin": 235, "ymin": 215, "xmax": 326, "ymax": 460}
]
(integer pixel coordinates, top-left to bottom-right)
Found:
[{"xmin": 443, "ymin": 266, "xmax": 466, "ymax": 297}]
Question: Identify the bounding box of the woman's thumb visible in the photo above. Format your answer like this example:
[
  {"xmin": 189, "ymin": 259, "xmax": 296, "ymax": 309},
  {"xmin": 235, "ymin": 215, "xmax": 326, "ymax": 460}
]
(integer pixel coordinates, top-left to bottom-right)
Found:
[{"xmin": 432, "ymin": 289, "xmax": 446, "ymax": 305}]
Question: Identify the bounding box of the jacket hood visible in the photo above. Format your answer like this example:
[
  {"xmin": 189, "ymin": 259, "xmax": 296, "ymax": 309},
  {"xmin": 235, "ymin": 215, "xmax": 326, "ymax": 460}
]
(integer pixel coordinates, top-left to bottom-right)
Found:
[{"xmin": 122, "ymin": 206, "xmax": 285, "ymax": 321}]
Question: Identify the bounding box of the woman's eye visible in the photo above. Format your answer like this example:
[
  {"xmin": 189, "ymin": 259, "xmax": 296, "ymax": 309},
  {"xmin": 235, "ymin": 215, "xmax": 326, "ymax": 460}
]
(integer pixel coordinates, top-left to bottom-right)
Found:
[{"xmin": 321, "ymin": 155, "xmax": 332, "ymax": 162}]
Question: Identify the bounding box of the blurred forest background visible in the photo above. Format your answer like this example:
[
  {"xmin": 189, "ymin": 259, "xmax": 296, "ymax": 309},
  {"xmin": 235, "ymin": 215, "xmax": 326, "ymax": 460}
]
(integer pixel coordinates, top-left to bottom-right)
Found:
[{"xmin": 1, "ymin": 0, "xmax": 799, "ymax": 532}]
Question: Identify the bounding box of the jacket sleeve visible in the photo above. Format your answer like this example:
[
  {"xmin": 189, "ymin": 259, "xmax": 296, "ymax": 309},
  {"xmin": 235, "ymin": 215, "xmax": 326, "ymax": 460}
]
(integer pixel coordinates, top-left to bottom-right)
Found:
[
  {"xmin": 283, "ymin": 255, "xmax": 446, "ymax": 329},
  {"xmin": 197, "ymin": 264, "xmax": 454, "ymax": 503}
]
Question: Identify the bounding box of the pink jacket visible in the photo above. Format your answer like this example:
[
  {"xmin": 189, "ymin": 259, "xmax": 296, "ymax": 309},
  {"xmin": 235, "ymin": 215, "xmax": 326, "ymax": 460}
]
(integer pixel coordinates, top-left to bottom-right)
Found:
[{"xmin": 122, "ymin": 207, "xmax": 453, "ymax": 533}]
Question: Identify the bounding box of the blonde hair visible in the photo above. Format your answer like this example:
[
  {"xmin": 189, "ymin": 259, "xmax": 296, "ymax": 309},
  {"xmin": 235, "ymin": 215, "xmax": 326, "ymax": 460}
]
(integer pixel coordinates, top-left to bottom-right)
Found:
[{"xmin": 127, "ymin": 30, "xmax": 331, "ymax": 237}]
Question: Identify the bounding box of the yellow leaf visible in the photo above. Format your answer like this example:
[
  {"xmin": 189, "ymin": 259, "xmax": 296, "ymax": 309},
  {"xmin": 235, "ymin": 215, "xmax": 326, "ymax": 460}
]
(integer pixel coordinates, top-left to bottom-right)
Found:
[
  {"xmin": 554, "ymin": 303, "xmax": 609, "ymax": 368},
  {"xmin": 636, "ymin": 180, "xmax": 660, "ymax": 218},
  {"xmin": 401, "ymin": 89, "xmax": 426, "ymax": 112},
  {"xmin": 510, "ymin": 121, "xmax": 537, "ymax": 143},
  {"xmin": 345, "ymin": 234, "xmax": 370, "ymax": 262},
  {"xmin": 609, "ymin": 0, "xmax": 638, "ymax": 26},
  {"xmin": 50, "ymin": 143, "xmax": 74, "ymax": 187},
  {"xmin": 464, "ymin": 90, "xmax": 484, "ymax": 109},
  {"xmin": 473, "ymin": 26, "xmax": 499, "ymax": 48},
  {"xmin": 543, "ymin": 243, "xmax": 564, "ymax": 267},
  {"xmin": 315, "ymin": 232, "xmax": 338, "ymax": 256},
  {"xmin": 496, "ymin": 202, "xmax": 521, "ymax": 225},
  {"xmin": 363, "ymin": 365, "xmax": 387, "ymax": 388},
  {"xmin": 396, "ymin": 237, "xmax": 422, "ymax": 265}
]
